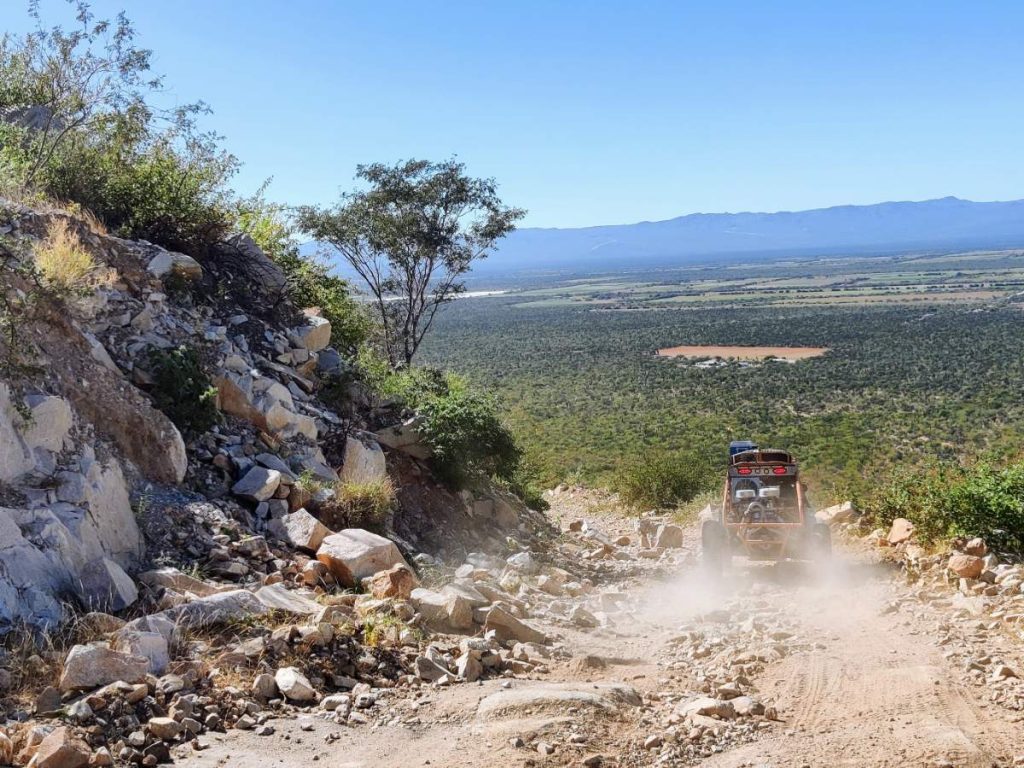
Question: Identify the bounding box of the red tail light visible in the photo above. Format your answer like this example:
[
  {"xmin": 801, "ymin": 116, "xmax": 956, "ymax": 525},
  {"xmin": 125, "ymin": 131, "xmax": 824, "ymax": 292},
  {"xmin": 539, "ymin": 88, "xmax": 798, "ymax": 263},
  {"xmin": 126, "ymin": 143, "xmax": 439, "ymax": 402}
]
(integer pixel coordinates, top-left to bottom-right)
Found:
[
  {"xmin": 737, "ymin": 467, "xmax": 752, "ymax": 475},
  {"xmin": 773, "ymin": 466, "xmax": 787, "ymax": 475}
]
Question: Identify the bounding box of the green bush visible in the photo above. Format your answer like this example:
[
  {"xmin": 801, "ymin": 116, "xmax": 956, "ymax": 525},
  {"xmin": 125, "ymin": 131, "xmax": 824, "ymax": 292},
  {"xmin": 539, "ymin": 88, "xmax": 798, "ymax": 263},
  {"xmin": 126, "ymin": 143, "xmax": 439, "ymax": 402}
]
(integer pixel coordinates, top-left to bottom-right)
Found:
[
  {"xmin": 147, "ymin": 345, "xmax": 218, "ymax": 434},
  {"xmin": 0, "ymin": 4, "xmax": 239, "ymax": 255},
  {"xmin": 613, "ymin": 451, "xmax": 713, "ymax": 510},
  {"xmin": 861, "ymin": 459, "xmax": 1024, "ymax": 551},
  {"xmin": 355, "ymin": 348, "xmax": 521, "ymax": 489},
  {"xmin": 40, "ymin": 127, "xmax": 238, "ymax": 255},
  {"xmin": 417, "ymin": 382, "xmax": 521, "ymax": 488}
]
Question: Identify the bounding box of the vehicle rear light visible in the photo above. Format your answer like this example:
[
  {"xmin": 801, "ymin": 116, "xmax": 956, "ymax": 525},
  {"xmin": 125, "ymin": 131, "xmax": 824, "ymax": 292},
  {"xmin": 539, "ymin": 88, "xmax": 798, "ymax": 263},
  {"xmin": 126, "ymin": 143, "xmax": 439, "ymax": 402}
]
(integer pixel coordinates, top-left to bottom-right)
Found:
[
  {"xmin": 737, "ymin": 467, "xmax": 752, "ymax": 475},
  {"xmin": 773, "ymin": 466, "xmax": 787, "ymax": 475}
]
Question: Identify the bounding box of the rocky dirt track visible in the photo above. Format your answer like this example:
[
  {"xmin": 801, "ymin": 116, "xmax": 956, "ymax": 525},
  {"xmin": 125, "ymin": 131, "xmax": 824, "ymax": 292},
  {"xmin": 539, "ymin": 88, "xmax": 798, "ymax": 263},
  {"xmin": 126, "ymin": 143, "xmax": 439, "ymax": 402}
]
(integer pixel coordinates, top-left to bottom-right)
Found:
[{"xmin": 185, "ymin": 493, "xmax": 1024, "ymax": 768}]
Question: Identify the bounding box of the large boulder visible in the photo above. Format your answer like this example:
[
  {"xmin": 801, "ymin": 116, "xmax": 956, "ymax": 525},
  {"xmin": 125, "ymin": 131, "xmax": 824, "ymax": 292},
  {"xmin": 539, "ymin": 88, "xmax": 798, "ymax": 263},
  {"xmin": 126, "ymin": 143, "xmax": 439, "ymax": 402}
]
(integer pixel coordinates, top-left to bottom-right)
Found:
[
  {"xmin": 675, "ymin": 696, "xmax": 737, "ymax": 720},
  {"xmin": 275, "ymin": 666, "xmax": 317, "ymax": 702},
  {"xmin": 31, "ymin": 726, "xmax": 91, "ymax": 768},
  {"xmin": 374, "ymin": 418, "xmax": 432, "ymax": 460},
  {"xmin": 316, "ymin": 529, "xmax": 411, "ymax": 587},
  {"xmin": 137, "ymin": 567, "xmax": 230, "ymax": 598},
  {"xmin": 338, "ymin": 437, "xmax": 387, "ymax": 485},
  {"xmin": 159, "ymin": 589, "xmax": 268, "ymax": 630},
  {"xmin": 79, "ymin": 456, "xmax": 145, "ymax": 568},
  {"xmin": 947, "ymin": 553, "xmax": 984, "ymax": 579},
  {"xmin": 0, "ymin": 383, "xmax": 36, "ymax": 482},
  {"xmin": 207, "ymin": 233, "xmax": 288, "ymax": 301},
  {"xmin": 0, "ymin": 485, "xmax": 144, "ymax": 631},
  {"xmin": 654, "ymin": 524, "xmax": 684, "ymax": 549},
  {"xmin": 411, "ymin": 587, "xmax": 475, "ymax": 632},
  {"xmin": 267, "ymin": 508, "xmax": 331, "ymax": 552},
  {"xmin": 365, "ymin": 564, "xmax": 418, "ymax": 600},
  {"xmin": 59, "ymin": 643, "xmax": 149, "ymax": 691},
  {"xmin": 111, "ymin": 630, "xmax": 169, "ymax": 675},
  {"xmin": 21, "ymin": 393, "xmax": 74, "ymax": 453},
  {"xmin": 147, "ymin": 249, "xmax": 203, "ymax": 281},
  {"xmin": 0, "ymin": 385, "xmax": 73, "ymax": 482},
  {"xmin": 816, "ymin": 501, "xmax": 857, "ymax": 525},
  {"xmin": 887, "ymin": 518, "xmax": 915, "ymax": 545},
  {"xmin": 484, "ymin": 605, "xmax": 547, "ymax": 645},
  {"xmin": 76, "ymin": 557, "xmax": 139, "ymax": 612},
  {"xmin": 291, "ymin": 311, "xmax": 331, "ymax": 352},
  {"xmin": 253, "ymin": 583, "xmax": 322, "ymax": 615},
  {"xmin": 232, "ymin": 467, "xmax": 282, "ymax": 502},
  {"xmin": 0, "ymin": 511, "xmax": 68, "ymax": 628}
]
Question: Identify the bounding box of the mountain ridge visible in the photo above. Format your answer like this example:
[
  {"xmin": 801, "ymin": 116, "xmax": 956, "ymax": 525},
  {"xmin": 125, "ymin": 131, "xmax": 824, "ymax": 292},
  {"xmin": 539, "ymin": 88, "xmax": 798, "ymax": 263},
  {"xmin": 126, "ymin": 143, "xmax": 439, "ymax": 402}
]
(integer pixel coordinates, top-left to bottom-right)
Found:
[{"xmin": 306, "ymin": 196, "xmax": 1024, "ymax": 277}]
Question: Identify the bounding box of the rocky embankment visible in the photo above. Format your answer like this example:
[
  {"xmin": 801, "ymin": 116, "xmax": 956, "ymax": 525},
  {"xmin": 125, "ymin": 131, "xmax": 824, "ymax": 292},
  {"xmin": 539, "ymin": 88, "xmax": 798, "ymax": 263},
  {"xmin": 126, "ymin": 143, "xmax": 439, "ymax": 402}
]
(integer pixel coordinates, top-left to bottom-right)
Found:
[{"xmin": 0, "ymin": 200, "xmax": 552, "ymax": 766}]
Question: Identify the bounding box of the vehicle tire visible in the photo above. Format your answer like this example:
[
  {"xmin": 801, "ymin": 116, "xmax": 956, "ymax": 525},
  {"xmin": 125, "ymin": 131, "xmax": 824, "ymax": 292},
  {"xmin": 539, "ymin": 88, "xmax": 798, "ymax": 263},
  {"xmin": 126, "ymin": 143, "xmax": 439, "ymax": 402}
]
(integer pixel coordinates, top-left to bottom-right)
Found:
[
  {"xmin": 810, "ymin": 523, "xmax": 832, "ymax": 561},
  {"xmin": 702, "ymin": 520, "xmax": 727, "ymax": 575}
]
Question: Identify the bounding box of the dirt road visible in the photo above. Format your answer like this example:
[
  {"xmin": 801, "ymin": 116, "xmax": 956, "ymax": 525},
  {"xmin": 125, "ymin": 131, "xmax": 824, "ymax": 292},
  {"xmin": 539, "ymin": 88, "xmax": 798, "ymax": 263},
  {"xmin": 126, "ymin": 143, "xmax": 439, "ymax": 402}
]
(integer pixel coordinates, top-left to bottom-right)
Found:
[{"xmin": 187, "ymin": 509, "xmax": 1024, "ymax": 768}]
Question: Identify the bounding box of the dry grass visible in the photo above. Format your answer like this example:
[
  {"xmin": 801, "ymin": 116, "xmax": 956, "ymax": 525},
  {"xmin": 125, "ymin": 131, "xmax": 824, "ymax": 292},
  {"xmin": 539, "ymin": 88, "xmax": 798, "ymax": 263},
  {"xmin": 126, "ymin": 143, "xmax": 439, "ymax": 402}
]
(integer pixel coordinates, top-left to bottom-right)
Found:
[
  {"xmin": 319, "ymin": 478, "xmax": 397, "ymax": 530},
  {"xmin": 61, "ymin": 201, "xmax": 109, "ymax": 236},
  {"xmin": 33, "ymin": 219, "xmax": 98, "ymax": 293},
  {"xmin": 0, "ymin": 610, "xmax": 112, "ymax": 707}
]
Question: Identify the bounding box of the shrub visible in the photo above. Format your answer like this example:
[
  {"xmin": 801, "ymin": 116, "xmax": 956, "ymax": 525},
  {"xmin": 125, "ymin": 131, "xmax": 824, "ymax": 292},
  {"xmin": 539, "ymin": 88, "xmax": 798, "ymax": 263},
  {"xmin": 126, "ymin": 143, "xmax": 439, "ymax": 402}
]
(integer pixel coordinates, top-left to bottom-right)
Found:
[
  {"xmin": 861, "ymin": 459, "xmax": 1024, "ymax": 551},
  {"xmin": 354, "ymin": 349, "xmax": 522, "ymax": 490},
  {"xmin": 33, "ymin": 219, "xmax": 95, "ymax": 294},
  {"xmin": 418, "ymin": 385, "xmax": 521, "ymax": 488},
  {"xmin": 42, "ymin": 128, "xmax": 238, "ymax": 255},
  {"xmin": 318, "ymin": 478, "xmax": 396, "ymax": 531},
  {"xmin": 613, "ymin": 451, "xmax": 713, "ymax": 510},
  {"xmin": 146, "ymin": 345, "xmax": 218, "ymax": 434},
  {"xmin": 1, "ymin": 3, "xmax": 239, "ymax": 256}
]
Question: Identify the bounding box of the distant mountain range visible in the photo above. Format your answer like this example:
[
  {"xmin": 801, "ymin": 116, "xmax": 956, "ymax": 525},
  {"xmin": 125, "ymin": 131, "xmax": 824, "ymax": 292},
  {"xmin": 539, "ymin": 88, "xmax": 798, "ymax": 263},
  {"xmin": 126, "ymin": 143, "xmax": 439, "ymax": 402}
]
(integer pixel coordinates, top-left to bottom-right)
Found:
[{"xmin": 307, "ymin": 196, "xmax": 1024, "ymax": 277}]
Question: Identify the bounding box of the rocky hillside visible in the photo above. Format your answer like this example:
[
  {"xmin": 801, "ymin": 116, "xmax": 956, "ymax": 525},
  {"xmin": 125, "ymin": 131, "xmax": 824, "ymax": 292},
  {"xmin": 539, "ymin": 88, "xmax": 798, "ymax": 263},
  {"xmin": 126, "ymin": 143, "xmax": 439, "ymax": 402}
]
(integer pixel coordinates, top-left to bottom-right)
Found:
[{"xmin": 0, "ymin": 199, "xmax": 561, "ymax": 764}]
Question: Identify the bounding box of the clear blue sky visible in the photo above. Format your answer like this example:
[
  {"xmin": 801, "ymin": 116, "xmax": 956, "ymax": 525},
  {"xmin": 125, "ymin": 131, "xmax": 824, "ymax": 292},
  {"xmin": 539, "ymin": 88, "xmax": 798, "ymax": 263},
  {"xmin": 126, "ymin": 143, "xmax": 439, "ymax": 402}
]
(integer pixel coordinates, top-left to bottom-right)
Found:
[{"xmin": 10, "ymin": 1, "xmax": 1024, "ymax": 227}]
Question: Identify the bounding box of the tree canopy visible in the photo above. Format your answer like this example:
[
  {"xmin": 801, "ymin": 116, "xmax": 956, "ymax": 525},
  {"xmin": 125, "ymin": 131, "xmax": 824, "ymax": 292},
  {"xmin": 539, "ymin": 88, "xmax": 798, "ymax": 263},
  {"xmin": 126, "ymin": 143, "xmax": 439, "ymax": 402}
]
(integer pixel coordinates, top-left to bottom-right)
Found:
[{"xmin": 298, "ymin": 158, "xmax": 525, "ymax": 367}]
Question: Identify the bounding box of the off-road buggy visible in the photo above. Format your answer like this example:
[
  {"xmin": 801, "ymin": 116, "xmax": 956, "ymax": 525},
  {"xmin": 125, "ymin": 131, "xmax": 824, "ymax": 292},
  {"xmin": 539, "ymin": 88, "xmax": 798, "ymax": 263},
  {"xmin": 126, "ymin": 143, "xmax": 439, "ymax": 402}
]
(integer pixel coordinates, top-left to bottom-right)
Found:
[{"xmin": 701, "ymin": 441, "xmax": 830, "ymax": 571}]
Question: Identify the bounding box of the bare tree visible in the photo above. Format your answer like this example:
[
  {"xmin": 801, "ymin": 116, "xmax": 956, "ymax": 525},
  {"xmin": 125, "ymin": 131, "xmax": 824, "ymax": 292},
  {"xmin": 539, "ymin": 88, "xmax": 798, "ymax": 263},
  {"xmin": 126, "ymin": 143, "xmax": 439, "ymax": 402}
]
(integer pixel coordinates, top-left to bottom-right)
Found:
[{"xmin": 298, "ymin": 159, "xmax": 525, "ymax": 367}]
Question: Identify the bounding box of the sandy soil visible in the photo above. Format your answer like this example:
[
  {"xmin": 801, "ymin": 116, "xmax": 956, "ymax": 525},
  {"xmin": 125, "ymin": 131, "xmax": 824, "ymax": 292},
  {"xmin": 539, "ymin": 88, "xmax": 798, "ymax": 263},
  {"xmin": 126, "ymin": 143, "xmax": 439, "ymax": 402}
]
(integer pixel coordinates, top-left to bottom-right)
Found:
[
  {"xmin": 184, "ymin": 511, "xmax": 1024, "ymax": 768},
  {"xmin": 655, "ymin": 345, "xmax": 829, "ymax": 361}
]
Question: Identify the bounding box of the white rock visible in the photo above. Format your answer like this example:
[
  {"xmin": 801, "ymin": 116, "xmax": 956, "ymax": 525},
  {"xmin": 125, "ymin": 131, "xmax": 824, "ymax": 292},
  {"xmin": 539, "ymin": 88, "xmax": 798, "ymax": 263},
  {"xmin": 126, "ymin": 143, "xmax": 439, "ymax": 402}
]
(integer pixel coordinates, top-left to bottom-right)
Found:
[
  {"xmin": 338, "ymin": 437, "xmax": 387, "ymax": 485},
  {"xmin": 232, "ymin": 467, "xmax": 282, "ymax": 502},
  {"xmin": 253, "ymin": 583, "xmax": 323, "ymax": 615},
  {"xmin": 292, "ymin": 313, "xmax": 332, "ymax": 352},
  {"xmin": 316, "ymin": 529, "xmax": 411, "ymax": 587},
  {"xmin": 267, "ymin": 509, "xmax": 331, "ymax": 552},
  {"xmin": 112, "ymin": 630, "xmax": 170, "ymax": 675},
  {"xmin": 59, "ymin": 643, "xmax": 149, "ymax": 691},
  {"xmin": 148, "ymin": 249, "xmax": 203, "ymax": 280},
  {"xmin": 275, "ymin": 666, "xmax": 317, "ymax": 702}
]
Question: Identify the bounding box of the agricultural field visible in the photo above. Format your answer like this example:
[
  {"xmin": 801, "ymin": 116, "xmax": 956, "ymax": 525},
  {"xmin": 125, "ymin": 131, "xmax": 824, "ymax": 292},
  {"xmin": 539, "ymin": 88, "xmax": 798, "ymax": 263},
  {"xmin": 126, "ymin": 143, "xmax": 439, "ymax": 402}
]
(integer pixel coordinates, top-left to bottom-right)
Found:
[
  {"xmin": 655, "ymin": 345, "xmax": 829, "ymax": 361},
  {"xmin": 421, "ymin": 249, "xmax": 1024, "ymax": 502},
  {"xmin": 500, "ymin": 249, "xmax": 1024, "ymax": 309}
]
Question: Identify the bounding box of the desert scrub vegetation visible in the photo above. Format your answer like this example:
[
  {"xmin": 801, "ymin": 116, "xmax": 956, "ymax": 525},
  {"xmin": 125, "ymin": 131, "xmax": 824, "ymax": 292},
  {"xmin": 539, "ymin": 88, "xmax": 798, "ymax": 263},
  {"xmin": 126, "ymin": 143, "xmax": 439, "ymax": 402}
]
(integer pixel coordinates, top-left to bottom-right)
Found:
[
  {"xmin": 861, "ymin": 458, "xmax": 1024, "ymax": 552},
  {"xmin": 420, "ymin": 291, "xmax": 1024, "ymax": 501},
  {"xmin": 360, "ymin": 612, "xmax": 416, "ymax": 648},
  {"xmin": 612, "ymin": 450, "xmax": 714, "ymax": 511},
  {"xmin": 356, "ymin": 347, "xmax": 522, "ymax": 490},
  {"xmin": 318, "ymin": 478, "xmax": 396, "ymax": 531},
  {"xmin": 2, "ymin": 3, "xmax": 370, "ymax": 345},
  {"xmin": 146, "ymin": 345, "xmax": 219, "ymax": 434}
]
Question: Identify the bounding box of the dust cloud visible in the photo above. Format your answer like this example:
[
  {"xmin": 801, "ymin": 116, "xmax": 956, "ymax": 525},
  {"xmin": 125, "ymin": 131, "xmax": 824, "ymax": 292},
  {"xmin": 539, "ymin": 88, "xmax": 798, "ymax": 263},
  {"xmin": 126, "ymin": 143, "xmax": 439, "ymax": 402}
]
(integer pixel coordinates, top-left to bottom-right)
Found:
[{"xmin": 630, "ymin": 550, "xmax": 893, "ymax": 633}]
